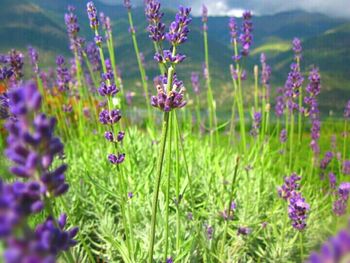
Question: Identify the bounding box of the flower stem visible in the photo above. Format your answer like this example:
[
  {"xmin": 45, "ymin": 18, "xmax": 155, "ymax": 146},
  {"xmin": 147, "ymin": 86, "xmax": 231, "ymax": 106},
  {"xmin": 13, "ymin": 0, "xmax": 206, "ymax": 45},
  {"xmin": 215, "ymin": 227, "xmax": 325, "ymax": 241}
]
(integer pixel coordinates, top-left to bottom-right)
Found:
[
  {"xmin": 164, "ymin": 111, "xmax": 173, "ymax": 261},
  {"xmin": 148, "ymin": 111, "xmax": 170, "ymax": 263},
  {"xmin": 203, "ymin": 27, "xmax": 218, "ymax": 146},
  {"xmin": 220, "ymin": 156, "xmax": 240, "ymax": 262},
  {"xmin": 127, "ymin": 10, "xmax": 153, "ymax": 126}
]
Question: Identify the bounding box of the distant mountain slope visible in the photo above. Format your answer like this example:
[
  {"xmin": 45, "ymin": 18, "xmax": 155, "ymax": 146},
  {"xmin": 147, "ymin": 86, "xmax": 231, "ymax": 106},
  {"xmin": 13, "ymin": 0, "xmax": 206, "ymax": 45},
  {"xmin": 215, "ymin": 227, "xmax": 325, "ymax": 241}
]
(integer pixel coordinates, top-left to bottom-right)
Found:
[{"xmin": 0, "ymin": 0, "xmax": 349, "ymax": 112}]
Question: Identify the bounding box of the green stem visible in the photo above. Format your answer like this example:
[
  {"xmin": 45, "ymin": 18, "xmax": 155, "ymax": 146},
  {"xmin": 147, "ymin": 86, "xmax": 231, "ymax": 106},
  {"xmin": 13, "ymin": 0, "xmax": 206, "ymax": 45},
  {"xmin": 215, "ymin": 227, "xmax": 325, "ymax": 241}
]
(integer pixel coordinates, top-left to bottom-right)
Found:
[
  {"xmin": 289, "ymin": 113, "xmax": 294, "ymax": 170},
  {"xmin": 175, "ymin": 111, "xmax": 181, "ymax": 252},
  {"xmin": 127, "ymin": 10, "xmax": 153, "ymax": 126},
  {"xmin": 203, "ymin": 27, "xmax": 218, "ymax": 146},
  {"xmin": 221, "ymin": 156, "xmax": 240, "ymax": 262},
  {"xmin": 148, "ymin": 112, "xmax": 170, "ymax": 263},
  {"xmin": 164, "ymin": 112, "xmax": 173, "ymax": 261}
]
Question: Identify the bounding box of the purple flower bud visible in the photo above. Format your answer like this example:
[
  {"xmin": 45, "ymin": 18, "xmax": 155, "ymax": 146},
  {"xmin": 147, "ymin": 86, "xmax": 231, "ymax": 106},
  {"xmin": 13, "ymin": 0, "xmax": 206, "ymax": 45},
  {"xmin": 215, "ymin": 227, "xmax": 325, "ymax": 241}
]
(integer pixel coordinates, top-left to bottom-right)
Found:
[{"xmin": 87, "ymin": 1, "xmax": 99, "ymax": 29}]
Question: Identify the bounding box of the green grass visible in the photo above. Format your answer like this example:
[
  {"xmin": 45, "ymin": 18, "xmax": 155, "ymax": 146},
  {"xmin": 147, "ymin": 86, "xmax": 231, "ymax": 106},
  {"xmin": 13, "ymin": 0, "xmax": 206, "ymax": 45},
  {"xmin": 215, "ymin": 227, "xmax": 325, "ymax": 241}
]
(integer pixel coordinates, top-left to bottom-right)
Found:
[{"xmin": 1, "ymin": 115, "xmax": 346, "ymax": 262}]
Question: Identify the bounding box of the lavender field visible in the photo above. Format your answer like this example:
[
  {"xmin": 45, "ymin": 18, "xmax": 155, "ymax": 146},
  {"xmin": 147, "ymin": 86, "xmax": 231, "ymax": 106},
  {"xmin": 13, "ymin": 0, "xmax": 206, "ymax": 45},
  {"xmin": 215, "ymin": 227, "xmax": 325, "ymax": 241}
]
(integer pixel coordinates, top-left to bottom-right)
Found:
[{"xmin": 0, "ymin": 0, "xmax": 350, "ymax": 262}]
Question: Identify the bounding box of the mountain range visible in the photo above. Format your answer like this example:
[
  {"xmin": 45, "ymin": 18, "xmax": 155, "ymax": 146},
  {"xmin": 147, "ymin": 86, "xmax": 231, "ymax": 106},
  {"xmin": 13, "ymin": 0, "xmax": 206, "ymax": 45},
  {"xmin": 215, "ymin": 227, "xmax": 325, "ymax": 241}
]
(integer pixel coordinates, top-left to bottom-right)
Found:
[{"xmin": 1, "ymin": 0, "xmax": 349, "ymax": 113}]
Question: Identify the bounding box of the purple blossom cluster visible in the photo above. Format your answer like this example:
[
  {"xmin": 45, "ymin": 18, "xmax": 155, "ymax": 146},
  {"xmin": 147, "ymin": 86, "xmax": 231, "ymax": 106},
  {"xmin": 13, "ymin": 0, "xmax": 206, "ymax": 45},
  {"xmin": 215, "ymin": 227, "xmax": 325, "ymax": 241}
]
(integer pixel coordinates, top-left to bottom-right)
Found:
[
  {"xmin": 250, "ymin": 111, "xmax": 262, "ymax": 137},
  {"xmin": 28, "ymin": 46, "xmax": 39, "ymax": 74},
  {"xmin": 228, "ymin": 11, "xmax": 253, "ymax": 61},
  {"xmin": 333, "ymin": 182, "xmax": 350, "ymax": 216},
  {"xmin": 278, "ymin": 173, "xmax": 309, "ymax": 231},
  {"xmin": 99, "ymin": 12, "xmax": 112, "ymax": 40},
  {"xmin": 0, "ymin": 50, "xmax": 24, "ymax": 84},
  {"xmin": 288, "ymin": 191, "xmax": 310, "ymax": 231},
  {"xmin": 202, "ymin": 5, "xmax": 208, "ymax": 31},
  {"xmin": 145, "ymin": 0, "xmax": 165, "ymax": 42},
  {"xmin": 344, "ymin": 100, "xmax": 350, "ymax": 119},
  {"xmin": 284, "ymin": 63, "xmax": 304, "ymax": 113},
  {"xmin": 149, "ymin": 5, "xmax": 191, "ymax": 112},
  {"xmin": 0, "ymin": 82, "xmax": 77, "ymax": 260},
  {"xmin": 220, "ymin": 201, "xmax": 236, "ymax": 221},
  {"xmin": 230, "ymin": 64, "xmax": 247, "ymax": 81},
  {"xmin": 86, "ymin": 41, "xmax": 101, "ymax": 72},
  {"xmin": 260, "ymin": 53, "xmax": 272, "ymax": 98},
  {"xmin": 292, "ymin": 38, "xmax": 302, "ymax": 61},
  {"xmin": 305, "ymin": 68, "xmax": 321, "ymax": 155},
  {"xmin": 343, "ymin": 160, "xmax": 350, "ymax": 175},
  {"xmin": 191, "ymin": 72, "xmax": 200, "ymax": 95},
  {"xmin": 320, "ymin": 151, "xmax": 333, "ymax": 170},
  {"xmin": 87, "ymin": 1, "xmax": 99, "ymax": 30},
  {"xmin": 307, "ymin": 222, "xmax": 350, "ymax": 263},
  {"xmin": 274, "ymin": 87, "xmax": 285, "ymax": 117},
  {"xmin": 151, "ymin": 74, "xmax": 186, "ymax": 112},
  {"xmin": 165, "ymin": 6, "xmax": 192, "ymax": 46},
  {"xmin": 0, "ymin": 93, "xmax": 9, "ymax": 119},
  {"xmin": 97, "ymin": 61, "xmax": 125, "ymax": 165},
  {"xmin": 64, "ymin": 5, "xmax": 84, "ymax": 54},
  {"xmin": 278, "ymin": 173, "xmax": 301, "ymax": 200},
  {"xmin": 56, "ymin": 56, "xmax": 71, "ymax": 92},
  {"xmin": 280, "ymin": 128, "xmax": 287, "ymax": 143}
]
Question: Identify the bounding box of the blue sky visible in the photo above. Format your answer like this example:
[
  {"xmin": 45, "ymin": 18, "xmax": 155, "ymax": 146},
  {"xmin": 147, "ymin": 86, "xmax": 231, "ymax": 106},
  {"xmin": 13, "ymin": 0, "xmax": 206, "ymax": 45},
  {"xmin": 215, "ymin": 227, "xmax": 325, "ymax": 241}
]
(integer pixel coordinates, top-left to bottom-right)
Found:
[{"xmin": 99, "ymin": 0, "xmax": 350, "ymax": 18}]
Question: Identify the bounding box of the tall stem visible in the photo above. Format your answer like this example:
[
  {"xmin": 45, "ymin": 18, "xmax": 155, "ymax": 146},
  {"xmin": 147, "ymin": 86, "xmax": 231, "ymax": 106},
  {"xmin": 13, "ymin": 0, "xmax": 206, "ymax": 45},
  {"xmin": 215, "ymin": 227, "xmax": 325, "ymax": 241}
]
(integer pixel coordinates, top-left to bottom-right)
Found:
[
  {"xmin": 164, "ymin": 112, "xmax": 173, "ymax": 261},
  {"xmin": 343, "ymin": 120, "xmax": 348, "ymax": 161},
  {"xmin": 203, "ymin": 27, "xmax": 218, "ymax": 146},
  {"xmin": 127, "ymin": 10, "xmax": 153, "ymax": 125},
  {"xmin": 148, "ymin": 112, "xmax": 170, "ymax": 263},
  {"xmin": 220, "ymin": 156, "xmax": 240, "ymax": 262}
]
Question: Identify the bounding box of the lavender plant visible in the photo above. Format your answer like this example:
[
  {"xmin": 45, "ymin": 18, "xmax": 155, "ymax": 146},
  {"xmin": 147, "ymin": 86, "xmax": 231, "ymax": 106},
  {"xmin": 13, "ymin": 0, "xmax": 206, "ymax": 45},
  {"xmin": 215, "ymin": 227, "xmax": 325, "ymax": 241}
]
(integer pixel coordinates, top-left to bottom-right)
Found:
[{"xmin": 0, "ymin": 82, "xmax": 78, "ymax": 262}]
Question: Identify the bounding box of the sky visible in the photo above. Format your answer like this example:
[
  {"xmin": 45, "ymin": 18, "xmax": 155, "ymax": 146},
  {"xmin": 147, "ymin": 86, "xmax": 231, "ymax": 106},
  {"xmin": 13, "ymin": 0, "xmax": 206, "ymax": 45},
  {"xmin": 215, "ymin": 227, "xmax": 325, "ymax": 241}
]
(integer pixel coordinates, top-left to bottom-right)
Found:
[{"xmin": 99, "ymin": 0, "xmax": 350, "ymax": 18}]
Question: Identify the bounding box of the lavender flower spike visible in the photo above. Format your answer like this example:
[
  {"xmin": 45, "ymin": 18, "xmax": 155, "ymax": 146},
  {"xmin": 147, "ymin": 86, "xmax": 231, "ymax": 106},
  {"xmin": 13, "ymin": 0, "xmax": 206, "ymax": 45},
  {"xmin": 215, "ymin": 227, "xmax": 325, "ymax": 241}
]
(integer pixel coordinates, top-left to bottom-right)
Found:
[
  {"xmin": 344, "ymin": 100, "xmax": 350, "ymax": 119},
  {"xmin": 145, "ymin": 0, "xmax": 165, "ymax": 42},
  {"xmin": 165, "ymin": 6, "xmax": 192, "ymax": 45},
  {"xmin": 307, "ymin": 222, "xmax": 350, "ymax": 263},
  {"xmin": 288, "ymin": 191, "xmax": 310, "ymax": 231},
  {"xmin": 87, "ymin": 1, "xmax": 99, "ymax": 30}
]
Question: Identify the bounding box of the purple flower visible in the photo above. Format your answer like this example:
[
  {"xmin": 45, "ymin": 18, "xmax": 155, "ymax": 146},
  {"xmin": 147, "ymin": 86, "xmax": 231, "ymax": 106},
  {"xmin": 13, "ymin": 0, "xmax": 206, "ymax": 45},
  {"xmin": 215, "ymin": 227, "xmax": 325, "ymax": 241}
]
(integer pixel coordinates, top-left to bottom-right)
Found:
[
  {"xmin": 8, "ymin": 50, "xmax": 24, "ymax": 83},
  {"xmin": 100, "ymin": 12, "xmax": 112, "ymax": 39},
  {"xmin": 191, "ymin": 72, "xmax": 200, "ymax": 95},
  {"xmin": 328, "ymin": 172, "xmax": 337, "ymax": 189},
  {"xmin": 230, "ymin": 64, "xmax": 247, "ymax": 81},
  {"xmin": 56, "ymin": 56, "xmax": 71, "ymax": 92},
  {"xmin": 64, "ymin": 6, "xmax": 82, "ymax": 53},
  {"xmin": 154, "ymin": 50, "xmax": 186, "ymax": 64},
  {"xmin": 86, "ymin": 42, "xmax": 101, "ymax": 71},
  {"xmin": 145, "ymin": 0, "xmax": 165, "ymax": 42},
  {"xmin": 292, "ymin": 38, "xmax": 302, "ymax": 61},
  {"xmin": 27, "ymin": 46, "xmax": 39, "ymax": 74},
  {"xmin": 124, "ymin": 0, "xmax": 131, "ymax": 9},
  {"xmin": 165, "ymin": 6, "xmax": 192, "ymax": 45},
  {"xmin": 333, "ymin": 182, "xmax": 350, "ymax": 216},
  {"xmin": 206, "ymin": 225, "xmax": 213, "ymax": 240},
  {"xmin": 343, "ymin": 160, "xmax": 350, "ymax": 175},
  {"xmin": 275, "ymin": 87, "xmax": 285, "ymax": 117},
  {"xmin": 0, "ymin": 93, "xmax": 9, "ymax": 119},
  {"xmin": 229, "ymin": 17, "xmax": 238, "ymax": 42},
  {"xmin": 99, "ymin": 109, "xmax": 122, "ymax": 125},
  {"xmin": 202, "ymin": 4, "xmax": 208, "ymax": 26},
  {"xmin": 151, "ymin": 74, "xmax": 186, "ymax": 112},
  {"xmin": 1, "ymin": 82, "xmax": 77, "ymax": 259},
  {"xmin": 260, "ymin": 53, "xmax": 272, "ymax": 99},
  {"xmin": 238, "ymin": 226, "xmax": 251, "ymax": 236},
  {"xmin": 305, "ymin": 68, "xmax": 321, "ymax": 155},
  {"xmin": 166, "ymin": 257, "xmax": 174, "ymax": 263},
  {"xmin": 344, "ymin": 100, "xmax": 350, "ymax": 119},
  {"xmin": 284, "ymin": 63, "xmax": 304, "ymax": 113},
  {"xmin": 250, "ymin": 111, "xmax": 261, "ymax": 137},
  {"xmin": 320, "ymin": 152, "xmax": 333, "ymax": 170},
  {"xmin": 278, "ymin": 173, "xmax": 301, "ymax": 200},
  {"xmin": 307, "ymin": 223, "xmax": 350, "ymax": 263},
  {"xmin": 87, "ymin": 2, "xmax": 99, "ymax": 29},
  {"xmin": 280, "ymin": 129, "xmax": 287, "ymax": 143},
  {"xmin": 288, "ymin": 191, "xmax": 310, "ymax": 231},
  {"xmin": 239, "ymin": 11, "xmax": 253, "ymax": 56},
  {"xmin": 117, "ymin": 131, "xmax": 125, "ymax": 142},
  {"xmin": 108, "ymin": 153, "xmax": 125, "ymax": 165}
]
